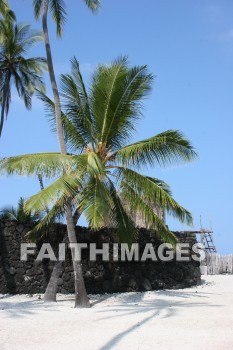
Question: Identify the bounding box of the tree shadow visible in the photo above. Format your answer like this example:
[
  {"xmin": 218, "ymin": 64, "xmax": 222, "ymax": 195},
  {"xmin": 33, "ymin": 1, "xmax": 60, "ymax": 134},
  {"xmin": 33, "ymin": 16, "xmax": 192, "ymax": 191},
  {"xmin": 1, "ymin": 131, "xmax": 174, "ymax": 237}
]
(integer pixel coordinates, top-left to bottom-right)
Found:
[
  {"xmin": 0, "ymin": 298, "xmax": 61, "ymax": 318},
  {"xmin": 95, "ymin": 289, "xmax": 222, "ymax": 350}
]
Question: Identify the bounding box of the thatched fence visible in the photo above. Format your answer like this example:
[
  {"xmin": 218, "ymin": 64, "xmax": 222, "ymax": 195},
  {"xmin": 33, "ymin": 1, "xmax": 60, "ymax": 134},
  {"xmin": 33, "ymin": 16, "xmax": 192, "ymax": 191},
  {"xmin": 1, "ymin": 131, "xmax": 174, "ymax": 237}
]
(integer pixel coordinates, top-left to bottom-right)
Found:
[{"xmin": 206, "ymin": 254, "xmax": 233, "ymax": 275}]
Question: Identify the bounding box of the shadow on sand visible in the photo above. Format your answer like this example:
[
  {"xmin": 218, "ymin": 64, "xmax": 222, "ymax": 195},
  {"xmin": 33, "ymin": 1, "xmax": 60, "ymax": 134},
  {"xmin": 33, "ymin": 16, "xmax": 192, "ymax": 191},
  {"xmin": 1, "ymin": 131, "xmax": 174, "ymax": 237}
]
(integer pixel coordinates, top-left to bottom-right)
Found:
[{"xmin": 0, "ymin": 285, "xmax": 222, "ymax": 349}]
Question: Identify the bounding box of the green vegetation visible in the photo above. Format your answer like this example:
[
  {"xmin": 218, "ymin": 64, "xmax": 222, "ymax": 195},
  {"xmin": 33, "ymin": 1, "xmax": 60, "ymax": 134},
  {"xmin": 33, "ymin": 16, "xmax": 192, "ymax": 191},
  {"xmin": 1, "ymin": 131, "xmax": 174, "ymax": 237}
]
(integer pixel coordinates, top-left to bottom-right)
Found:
[
  {"xmin": 0, "ymin": 0, "xmax": 15, "ymax": 22},
  {"xmin": 29, "ymin": 0, "xmax": 101, "ymax": 306},
  {"xmin": 0, "ymin": 57, "xmax": 197, "ymax": 306},
  {"xmin": 0, "ymin": 0, "xmax": 197, "ymax": 308},
  {"xmin": 0, "ymin": 15, "xmax": 47, "ymax": 137},
  {"xmin": 0, "ymin": 197, "xmax": 43, "ymax": 223}
]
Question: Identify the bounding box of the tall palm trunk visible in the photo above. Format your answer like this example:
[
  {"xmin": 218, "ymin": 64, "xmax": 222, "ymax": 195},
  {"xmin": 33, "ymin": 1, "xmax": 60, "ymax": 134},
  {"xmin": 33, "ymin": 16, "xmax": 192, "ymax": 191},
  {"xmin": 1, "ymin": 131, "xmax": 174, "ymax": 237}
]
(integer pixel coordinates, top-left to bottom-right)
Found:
[
  {"xmin": 44, "ymin": 211, "xmax": 82, "ymax": 303},
  {"xmin": 38, "ymin": 174, "xmax": 45, "ymax": 190},
  {"xmin": 42, "ymin": 0, "xmax": 89, "ymax": 307},
  {"xmin": 44, "ymin": 231, "xmax": 68, "ymax": 302},
  {"xmin": 0, "ymin": 73, "xmax": 10, "ymax": 137},
  {"xmin": 65, "ymin": 204, "xmax": 90, "ymax": 308},
  {"xmin": 0, "ymin": 99, "xmax": 6, "ymax": 138}
]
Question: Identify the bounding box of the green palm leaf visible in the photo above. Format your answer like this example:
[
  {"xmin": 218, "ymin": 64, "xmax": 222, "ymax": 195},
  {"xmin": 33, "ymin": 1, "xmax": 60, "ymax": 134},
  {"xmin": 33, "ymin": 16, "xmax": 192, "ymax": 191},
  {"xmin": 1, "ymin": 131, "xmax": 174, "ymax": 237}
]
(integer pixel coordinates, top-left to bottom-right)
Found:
[
  {"xmin": 24, "ymin": 171, "xmax": 83, "ymax": 214},
  {"xmin": 104, "ymin": 63, "xmax": 154, "ymax": 149},
  {"xmin": 0, "ymin": 19, "xmax": 46, "ymax": 136},
  {"xmin": 33, "ymin": 0, "xmax": 100, "ymax": 37},
  {"xmin": 79, "ymin": 177, "xmax": 112, "ymax": 228},
  {"xmin": 0, "ymin": 197, "xmax": 43, "ymax": 223},
  {"xmin": 83, "ymin": 0, "xmax": 100, "ymax": 12},
  {"xmin": 113, "ymin": 130, "xmax": 198, "ymax": 168},
  {"xmin": 117, "ymin": 167, "xmax": 193, "ymax": 225},
  {"xmin": 26, "ymin": 192, "xmax": 67, "ymax": 240},
  {"xmin": 0, "ymin": 0, "xmax": 15, "ymax": 21},
  {"xmin": 60, "ymin": 57, "xmax": 94, "ymax": 147},
  {"xmin": 0, "ymin": 153, "xmax": 74, "ymax": 178},
  {"xmin": 36, "ymin": 89, "xmax": 87, "ymax": 151},
  {"xmin": 120, "ymin": 182, "xmax": 177, "ymax": 246},
  {"xmin": 87, "ymin": 151, "xmax": 105, "ymax": 177},
  {"xmin": 33, "ymin": 0, "xmax": 44, "ymax": 19},
  {"xmin": 108, "ymin": 180, "xmax": 138, "ymax": 244},
  {"xmin": 49, "ymin": 0, "xmax": 66, "ymax": 37},
  {"xmin": 90, "ymin": 57, "xmax": 153, "ymax": 150}
]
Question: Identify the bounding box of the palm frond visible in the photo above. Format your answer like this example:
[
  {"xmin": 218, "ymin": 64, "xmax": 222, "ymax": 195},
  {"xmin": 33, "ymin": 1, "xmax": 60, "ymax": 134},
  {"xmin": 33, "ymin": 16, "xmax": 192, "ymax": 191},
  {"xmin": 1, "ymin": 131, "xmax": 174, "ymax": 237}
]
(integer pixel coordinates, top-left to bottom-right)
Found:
[
  {"xmin": 113, "ymin": 130, "xmax": 198, "ymax": 169},
  {"xmin": 0, "ymin": 19, "xmax": 46, "ymax": 137},
  {"xmin": 79, "ymin": 176, "xmax": 112, "ymax": 228},
  {"xmin": 33, "ymin": 0, "xmax": 44, "ymax": 19},
  {"xmin": 24, "ymin": 171, "xmax": 83, "ymax": 214},
  {"xmin": 104, "ymin": 63, "xmax": 154, "ymax": 149},
  {"xmin": 0, "ymin": 206, "xmax": 17, "ymax": 221},
  {"xmin": 108, "ymin": 180, "xmax": 138, "ymax": 244},
  {"xmin": 0, "ymin": 197, "xmax": 43, "ymax": 223},
  {"xmin": 60, "ymin": 57, "xmax": 94, "ymax": 146},
  {"xmin": 117, "ymin": 167, "xmax": 193, "ymax": 225},
  {"xmin": 26, "ymin": 192, "xmax": 67, "ymax": 240},
  {"xmin": 120, "ymin": 182, "xmax": 177, "ymax": 246},
  {"xmin": 0, "ymin": 153, "xmax": 75, "ymax": 178},
  {"xmin": 20, "ymin": 32, "xmax": 45, "ymax": 50},
  {"xmin": 0, "ymin": 0, "xmax": 16, "ymax": 21},
  {"xmin": 82, "ymin": 0, "xmax": 101, "ymax": 12},
  {"xmin": 49, "ymin": 0, "xmax": 66, "ymax": 37},
  {"xmin": 87, "ymin": 151, "xmax": 105, "ymax": 177},
  {"xmin": 91, "ymin": 56, "xmax": 153, "ymax": 150},
  {"xmin": 36, "ymin": 89, "xmax": 87, "ymax": 152}
]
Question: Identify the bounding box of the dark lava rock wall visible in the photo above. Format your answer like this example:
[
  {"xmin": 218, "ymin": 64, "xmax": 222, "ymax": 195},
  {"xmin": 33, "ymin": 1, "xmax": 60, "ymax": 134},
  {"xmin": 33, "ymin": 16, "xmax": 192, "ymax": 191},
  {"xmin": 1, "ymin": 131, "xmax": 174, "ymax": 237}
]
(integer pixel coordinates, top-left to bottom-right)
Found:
[{"xmin": 0, "ymin": 221, "xmax": 201, "ymax": 294}]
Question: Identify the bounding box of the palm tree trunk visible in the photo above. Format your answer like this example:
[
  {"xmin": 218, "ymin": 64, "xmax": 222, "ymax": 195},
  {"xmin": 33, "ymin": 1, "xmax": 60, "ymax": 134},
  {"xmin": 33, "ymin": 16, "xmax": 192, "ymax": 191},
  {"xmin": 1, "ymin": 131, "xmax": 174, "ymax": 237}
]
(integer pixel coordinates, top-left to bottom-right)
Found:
[
  {"xmin": 38, "ymin": 174, "xmax": 45, "ymax": 190},
  {"xmin": 0, "ymin": 74, "xmax": 10, "ymax": 138},
  {"xmin": 42, "ymin": 0, "xmax": 66, "ymax": 154},
  {"xmin": 65, "ymin": 203, "xmax": 90, "ymax": 308},
  {"xmin": 0, "ymin": 102, "xmax": 5, "ymax": 138},
  {"xmin": 43, "ymin": 210, "xmax": 81, "ymax": 303},
  {"xmin": 42, "ymin": 0, "xmax": 90, "ymax": 308},
  {"xmin": 44, "ymin": 260, "xmax": 63, "ymax": 301},
  {"xmin": 44, "ymin": 232, "xmax": 68, "ymax": 302},
  {"xmin": 38, "ymin": 174, "xmax": 50, "ymax": 214}
]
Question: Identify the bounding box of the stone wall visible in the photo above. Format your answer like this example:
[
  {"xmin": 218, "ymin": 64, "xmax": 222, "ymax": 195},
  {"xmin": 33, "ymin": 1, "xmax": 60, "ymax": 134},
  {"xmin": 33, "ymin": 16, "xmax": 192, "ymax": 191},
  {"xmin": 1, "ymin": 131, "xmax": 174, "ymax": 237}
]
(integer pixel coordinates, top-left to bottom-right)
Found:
[{"xmin": 0, "ymin": 220, "xmax": 201, "ymax": 294}]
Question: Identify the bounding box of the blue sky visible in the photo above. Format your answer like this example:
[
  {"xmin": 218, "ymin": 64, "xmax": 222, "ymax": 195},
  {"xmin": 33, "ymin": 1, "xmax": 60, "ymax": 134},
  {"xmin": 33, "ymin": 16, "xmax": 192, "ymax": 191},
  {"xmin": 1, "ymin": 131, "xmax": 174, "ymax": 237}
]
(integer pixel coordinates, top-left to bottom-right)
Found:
[{"xmin": 0, "ymin": 0, "xmax": 233, "ymax": 254}]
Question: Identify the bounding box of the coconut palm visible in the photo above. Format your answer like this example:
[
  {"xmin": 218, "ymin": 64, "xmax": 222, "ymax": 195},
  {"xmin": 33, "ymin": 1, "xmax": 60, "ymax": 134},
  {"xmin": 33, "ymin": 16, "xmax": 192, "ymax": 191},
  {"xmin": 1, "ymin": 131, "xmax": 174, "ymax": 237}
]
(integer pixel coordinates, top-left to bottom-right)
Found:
[
  {"xmin": 0, "ymin": 197, "xmax": 43, "ymax": 223},
  {"xmin": 0, "ymin": 19, "xmax": 47, "ymax": 137},
  {"xmin": 31, "ymin": 0, "xmax": 101, "ymax": 305},
  {"xmin": 32, "ymin": 0, "xmax": 100, "ymax": 152},
  {"xmin": 0, "ymin": 57, "xmax": 197, "ymax": 307}
]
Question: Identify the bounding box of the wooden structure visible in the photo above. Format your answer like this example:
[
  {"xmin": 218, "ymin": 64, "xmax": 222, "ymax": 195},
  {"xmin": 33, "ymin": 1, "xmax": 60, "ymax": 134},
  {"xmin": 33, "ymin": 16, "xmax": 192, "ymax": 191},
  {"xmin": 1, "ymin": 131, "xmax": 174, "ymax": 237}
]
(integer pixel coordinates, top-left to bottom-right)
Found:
[
  {"xmin": 177, "ymin": 229, "xmax": 217, "ymax": 254},
  {"xmin": 200, "ymin": 229, "xmax": 217, "ymax": 253},
  {"xmin": 206, "ymin": 254, "xmax": 233, "ymax": 274}
]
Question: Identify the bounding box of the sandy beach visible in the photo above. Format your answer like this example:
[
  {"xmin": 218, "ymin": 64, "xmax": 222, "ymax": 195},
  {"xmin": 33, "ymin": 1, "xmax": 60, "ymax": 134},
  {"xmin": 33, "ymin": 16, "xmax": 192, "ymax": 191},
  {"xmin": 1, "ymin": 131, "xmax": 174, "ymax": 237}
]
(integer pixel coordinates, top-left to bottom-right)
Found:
[{"xmin": 0, "ymin": 275, "xmax": 233, "ymax": 350}]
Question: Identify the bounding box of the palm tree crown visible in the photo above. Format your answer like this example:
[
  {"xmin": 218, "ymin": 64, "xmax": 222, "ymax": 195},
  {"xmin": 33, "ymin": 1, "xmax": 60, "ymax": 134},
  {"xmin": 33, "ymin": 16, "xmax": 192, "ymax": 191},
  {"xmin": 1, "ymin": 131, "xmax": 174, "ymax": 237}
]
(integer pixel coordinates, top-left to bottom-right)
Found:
[
  {"xmin": 0, "ymin": 19, "xmax": 47, "ymax": 136},
  {"xmin": 33, "ymin": 0, "xmax": 100, "ymax": 37},
  {"xmin": 0, "ymin": 57, "xmax": 197, "ymax": 245}
]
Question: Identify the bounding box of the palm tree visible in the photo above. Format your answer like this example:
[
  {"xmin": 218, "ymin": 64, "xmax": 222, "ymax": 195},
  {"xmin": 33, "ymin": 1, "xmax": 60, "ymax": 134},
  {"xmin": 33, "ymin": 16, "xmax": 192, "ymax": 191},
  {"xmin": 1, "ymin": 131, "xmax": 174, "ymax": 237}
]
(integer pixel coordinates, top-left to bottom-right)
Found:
[
  {"xmin": 32, "ymin": 0, "xmax": 100, "ymax": 152},
  {"xmin": 0, "ymin": 57, "xmax": 197, "ymax": 307},
  {"xmin": 0, "ymin": 19, "xmax": 47, "ymax": 137},
  {"xmin": 31, "ymin": 0, "xmax": 101, "ymax": 306},
  {"xmin": 0, "ymin": 197, "xmax": 43, "ymax": 223}
]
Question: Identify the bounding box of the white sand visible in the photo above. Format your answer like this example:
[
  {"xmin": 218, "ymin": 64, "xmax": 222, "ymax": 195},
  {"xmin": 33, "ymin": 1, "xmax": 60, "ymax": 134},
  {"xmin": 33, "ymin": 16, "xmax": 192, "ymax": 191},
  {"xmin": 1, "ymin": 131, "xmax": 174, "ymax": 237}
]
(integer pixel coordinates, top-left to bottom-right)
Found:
[{"xmin": 0, "ymin": 275, "xmax": 233, "ymax": 350}]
